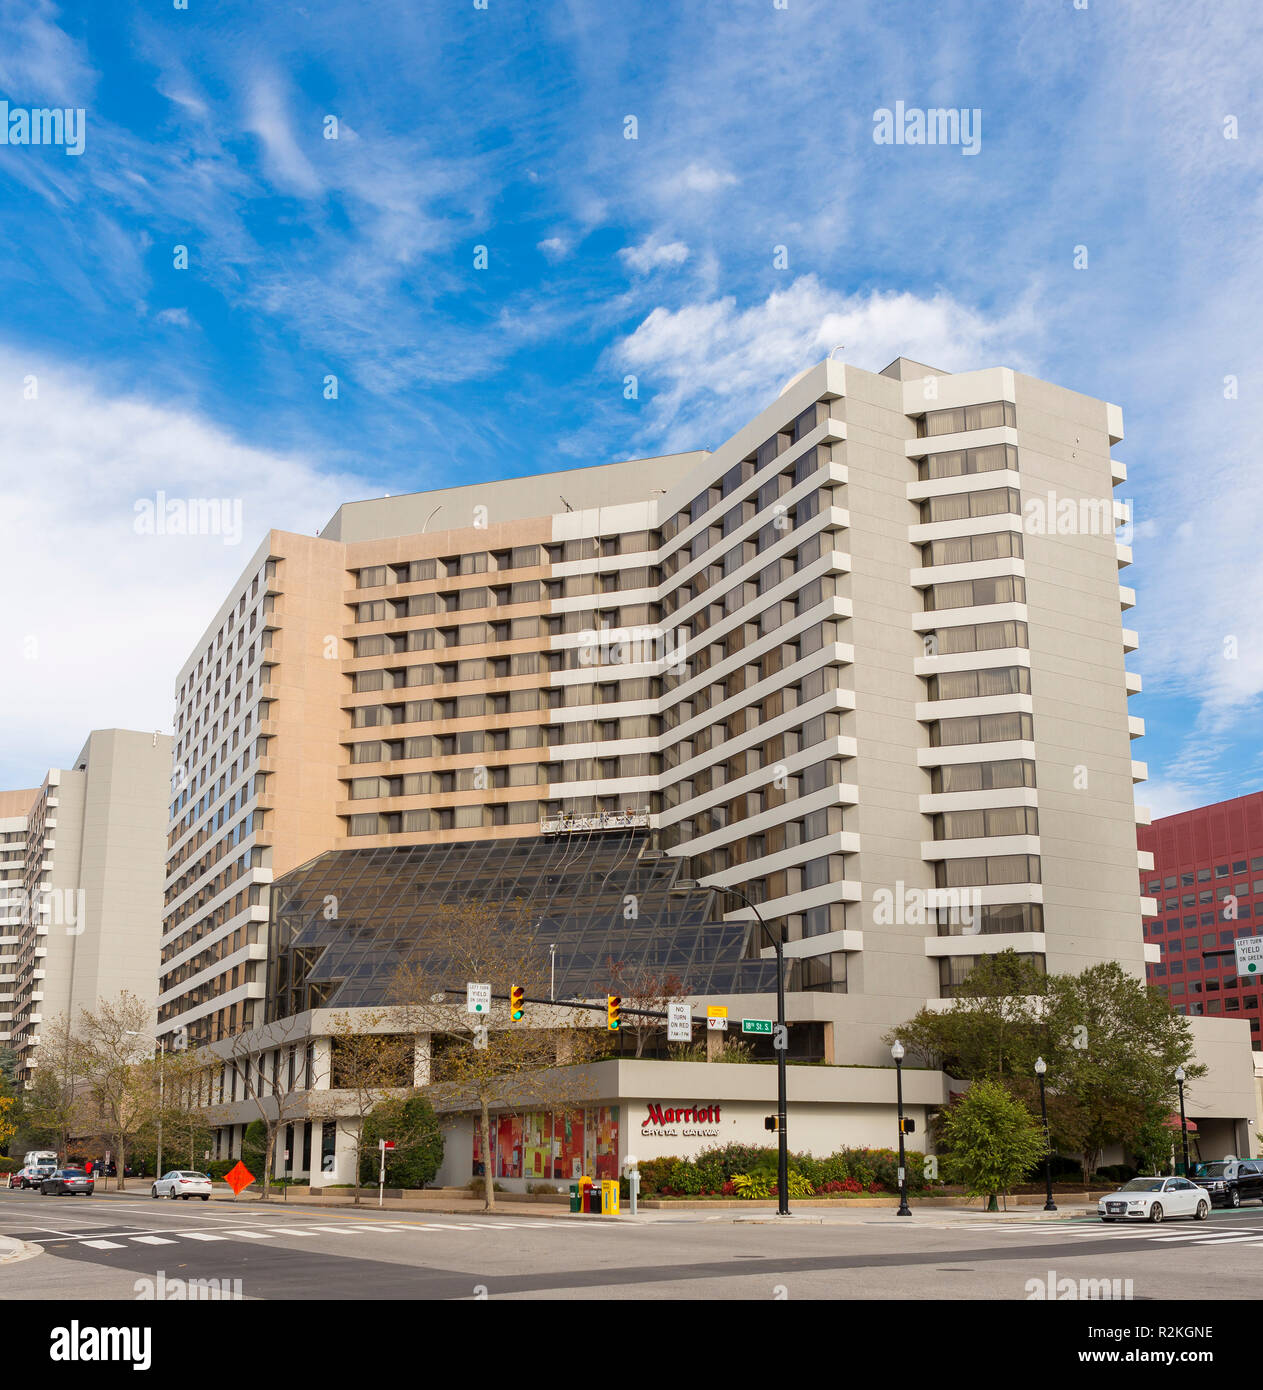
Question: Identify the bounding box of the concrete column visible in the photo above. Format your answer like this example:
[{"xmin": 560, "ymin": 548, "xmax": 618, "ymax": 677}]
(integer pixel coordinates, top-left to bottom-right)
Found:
[
  {"xmin": 334, "ymin": 1119, "xmax": 357, "ymax": 1187},
  {"xmin": 706, "ymin": 1027, "xmax": 723, "ymax": 1061},
  {"xmin": 413, "ymin": 1033, "xmax": 431, "ymax": 1087},
  {"xmin": 309, "ymin": 1036, "xmax": 331, "ymax": 1089}
]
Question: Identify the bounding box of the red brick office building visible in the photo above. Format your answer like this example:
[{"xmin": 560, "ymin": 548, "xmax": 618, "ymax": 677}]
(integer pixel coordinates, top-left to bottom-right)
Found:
[{"xmin": 1140, "ymin": 792, "xmax": 1263, "ymax": 1040}]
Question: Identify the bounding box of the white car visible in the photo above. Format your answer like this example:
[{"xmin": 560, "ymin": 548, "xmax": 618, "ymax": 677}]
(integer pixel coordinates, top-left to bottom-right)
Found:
[
  {"xmin": 151, "ymin": 1170, "xmax": 213, "ymax": 1201},
  {"xmin": 1099, "ymin": 1176, "xmax": 1210, "ymax": 1223}
]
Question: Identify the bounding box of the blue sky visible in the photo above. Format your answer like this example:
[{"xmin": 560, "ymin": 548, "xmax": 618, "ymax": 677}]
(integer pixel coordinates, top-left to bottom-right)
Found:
[{"xmin": 0, "ymin": 0, "xmax": 1259, "ymax": 816}]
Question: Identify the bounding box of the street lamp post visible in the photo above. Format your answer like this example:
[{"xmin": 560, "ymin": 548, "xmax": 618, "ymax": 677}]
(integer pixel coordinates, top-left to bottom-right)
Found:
[
  {"xmin": 1175, "ymin": 1066, "xmax": 1191, "ymax": 1177},
  {"xmin": 1034, "ymin": 1056, "xmax": 1057, "ymax": 1212},
  {"xmin": 725, "ymin": 885, "xmax": 790, "ymax": 1217},
  {"xmin": 891, "ymin": 1041, "xmax": 912, "ymax": 1216}
]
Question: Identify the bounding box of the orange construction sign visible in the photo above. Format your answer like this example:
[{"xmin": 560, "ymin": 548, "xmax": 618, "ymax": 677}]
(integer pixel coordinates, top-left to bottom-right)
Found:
[{"xmin": 225, "ymin": 1160, "xmax": 256, "ymax": 1196}]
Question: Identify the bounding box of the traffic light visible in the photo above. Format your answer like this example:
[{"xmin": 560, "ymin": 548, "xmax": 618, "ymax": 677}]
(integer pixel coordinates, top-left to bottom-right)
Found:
[
  {"xmin": 764, "ymin": 1115, "xmax": 780, "ymax": 1132},
  {"xmin": 900, "ymin": 1117, "xmax": 916, "ymax": 1135},
  {"xmin": 606, "ymin": 994, "xmax": 621, "ymax": 1031},
  {"xmin": 509, "ymin": 984, "xmax": 525, "ymax": 1022}
]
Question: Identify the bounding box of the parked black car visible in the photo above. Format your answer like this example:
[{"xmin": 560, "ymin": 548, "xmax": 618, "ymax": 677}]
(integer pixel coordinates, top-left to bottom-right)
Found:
[
  {"xmin": 40, "ymin": 1167, "xmax": 95, "ymax": 1196},
  {"xmin": 1190, "ymin": 1159, "xmax": 1263, "ymax": 1208}
]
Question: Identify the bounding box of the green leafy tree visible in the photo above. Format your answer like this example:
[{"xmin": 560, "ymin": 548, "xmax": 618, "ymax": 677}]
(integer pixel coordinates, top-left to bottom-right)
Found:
[
  {"xmin": 886, "ymin": 951, "xmax": 1048, "ymax": 1079},
  {"xmin": 939, "ymin": 1079, "xmax": 1046, "ymax": 1210},
  {"xmin": 888, "ymin": 952, "xmax": 1203, "ymax": 1183},
  {"xmin": 359, "ymin": 1093, "xmax": 445, "ymax": 1189},
  {"xmin": 1042, "ymin": 962, "xmax": 1205, "ymax": 1181}
]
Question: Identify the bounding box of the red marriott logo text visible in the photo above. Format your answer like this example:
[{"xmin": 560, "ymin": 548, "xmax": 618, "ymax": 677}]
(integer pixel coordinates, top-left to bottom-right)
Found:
[{"xmin": 643, "ymin": 1104, "xmax": 721, "ymax": 1126}]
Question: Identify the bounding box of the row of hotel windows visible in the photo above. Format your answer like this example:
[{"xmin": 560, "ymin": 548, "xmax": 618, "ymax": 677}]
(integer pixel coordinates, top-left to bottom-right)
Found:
[
  {"xmin": 924, "ymin": 576, "xmax": 1025, "ymax": 612},
  {"xmin": 919, "ymin": 442, "xmax": 1019, "ymax": 481},
  {"xmin": 924, "ymin": 667, "xmax": 1030, "ymax": 701},
  {"xmin": 921, "ymin": 487, "xmax": 1021, "ymax": 525},
  {"xmin": 349, "ymin": 681, "xmax": 661, "ymax": 726},
  {"xmin": 162, "ymin": 886, "xmax": 265, "ymax": 965},
  {"xmin": 922, "ymin": 531, "xmax": 1022, "ymax": 567},
  {"xmin": 346, "ymin": 719, "xmax": 658, "ymax": 763},
  {"xmin": 917, "ymin": 400, "xmax": 1017, "ymax": 438},
  {"xmin": 166, "ymin": 803, "xmax": 264, "ymax": 883},
  {"xmin": 164, "ymin": 847, "xmax": 266, "ymax": 933},
  {"xmin": 663, "ymin": 495, "xmax": 831, "ymax": 596},
  {"xmin": 160, "ymin": 922, "xmax": 262, "ymax": 992},
  {"xmin": 347, "ymin": 755, "xmax": 660, "ymax": 798},
  {"xmin": 660, "ymin": 403, "xmax": 833, "ymax": 546},
  {"xmin": 353, "ymin": 536, "xmax": 663, "ymax": 590},
  {"xmin": 177, "ymin": 562, "xmax": 271, "ymax": 708}
]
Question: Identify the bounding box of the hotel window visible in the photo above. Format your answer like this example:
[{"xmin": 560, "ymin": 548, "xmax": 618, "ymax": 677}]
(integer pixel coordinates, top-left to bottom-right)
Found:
[
  {"xmin": 929, "ymin": 712, "xmax": 1033, "ymax": 746},
  {"xmin": 923, "ymin": 531, "xmax": 1023, "ymax": 566},
  {"xmin": 935, "ymin": 855, "xmax": 1041, "ymax": 888},
  {"xmin": 933, "ymin": 807, "xmax": 1038, "ymax": 840},
  {"xmin": 922, "ymin": 488, "xmax": 1021, "ymax": 524},
  {"xmin": 939, "ymin": 951, "xmax": 1044, "ymax": 996},
  {"xmin": 918, "ymin": 400, "xmax": 1016, "ymax": 438},
  {"xmin": 356, "ymin": 566, "xmax": 387, "ymax": 589},
  {"xmin": 924, "ymin": 576, "xmax": 1025, "ymax": 611},
  {"xmin": 920, "ymin": 443, "xmax": 1018, "ymax": 481},
  {"xmin": 936, "ymin": 903, "xmax": 1044, "ymax": 936},
  {"xmin": 928, "ymin": 620, "xmax": 1028, "ymax": 655},
  {"xmin": 925, "ymin": 667, "xmax": 1031, "ymax": 701}
]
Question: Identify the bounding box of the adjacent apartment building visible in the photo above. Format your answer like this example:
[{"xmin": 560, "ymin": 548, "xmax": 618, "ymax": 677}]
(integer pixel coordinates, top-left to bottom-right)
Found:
[
  {"xmin": 1140, "ymin": 792, "xmax": 1263, "ymax": 1038},
  {"xmin": 0, "ymin": 729, "xmax": 172, "ymax": 1084}
]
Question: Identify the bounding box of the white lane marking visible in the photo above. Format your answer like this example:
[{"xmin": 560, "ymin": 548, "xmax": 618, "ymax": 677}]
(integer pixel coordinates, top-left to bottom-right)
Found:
[
  {"xmin": 223, "ymin": 1230, "xmax": 273, "ymax": 1239},
  {"xmin": 82, "ymin": 1239, "xmax": 125, "ymax": 1250},
  {"xmin": 264, "ymin": 1227, "xmax": 319, "ymax": 1235},
  {"xmin": 182, "ymin": 1231, "xmax": 228, "ymax": 1241},
  {"xmin": 131, "ymin": 1236, "xmax": 176, "ymax": 1245},
  {"xmin": 1156, "ymin": 1233, "xmax": 1263, "ymax": 1245}
]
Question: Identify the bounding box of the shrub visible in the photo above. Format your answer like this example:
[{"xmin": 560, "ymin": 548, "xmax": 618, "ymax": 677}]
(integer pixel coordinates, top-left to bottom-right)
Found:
[{"xmin": 732, "ymin": 1173, "xmax": 772, "ymax": 1200}]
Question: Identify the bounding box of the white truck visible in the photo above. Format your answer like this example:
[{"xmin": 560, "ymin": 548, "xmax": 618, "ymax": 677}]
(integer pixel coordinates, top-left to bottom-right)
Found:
[{"xmin": 23, "ymin": 1149, "xmax": 58, "ymax": 1168}]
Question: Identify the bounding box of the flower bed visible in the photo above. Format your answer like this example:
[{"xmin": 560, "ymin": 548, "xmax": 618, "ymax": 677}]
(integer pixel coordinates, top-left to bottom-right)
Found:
[{"xmin": 635, "ymin": 1144, "xmax": 937, "ymax": 1198}]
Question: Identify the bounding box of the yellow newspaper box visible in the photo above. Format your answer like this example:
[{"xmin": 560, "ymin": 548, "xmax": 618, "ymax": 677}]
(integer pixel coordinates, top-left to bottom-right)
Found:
[{"xmin": 600, "ymin": 1179, "xmax": 620, "ymax": 1214}]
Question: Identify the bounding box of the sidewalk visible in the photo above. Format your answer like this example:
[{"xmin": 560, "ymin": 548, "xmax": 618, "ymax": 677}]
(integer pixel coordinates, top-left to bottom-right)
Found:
[{"xmin": 187, "ymin": 1189, "xmax": 1102, "ymax": 1226}]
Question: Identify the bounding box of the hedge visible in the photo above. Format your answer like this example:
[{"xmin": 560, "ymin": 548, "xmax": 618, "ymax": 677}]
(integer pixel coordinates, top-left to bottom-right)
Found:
[{"xmin": 636, "ymin": 1144, "xmax": 937, "ymax": 1198}]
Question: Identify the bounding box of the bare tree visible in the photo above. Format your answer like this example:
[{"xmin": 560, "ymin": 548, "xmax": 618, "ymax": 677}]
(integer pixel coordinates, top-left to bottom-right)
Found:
[
  {"xmin": 18, "ymin": 1012, "xmax": 86, "ymax": 1161},
  {"xmin": 392, "ymin": 900, "xmax": 602, "ymax": 1211},
  {"xmin": 318, "ymin": 1012, "xmax": 414, "ymax": 1205},
  {"xmin": 73, "ymin": 993, "xmax": 153, "ymax": 1190},
  {"xmin": 606, "ymin": 957, "xmax": 689, "ymax": 1058},
  {"xmin": 211, "ymin": 1017, "xmax": 327, "ymax": 1200}
]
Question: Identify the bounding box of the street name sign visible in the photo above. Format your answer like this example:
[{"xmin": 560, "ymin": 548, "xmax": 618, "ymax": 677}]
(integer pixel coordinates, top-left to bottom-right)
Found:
[{"xmin": 741, "ymin": 1019, "xmax": 773, "ymax": 1035}]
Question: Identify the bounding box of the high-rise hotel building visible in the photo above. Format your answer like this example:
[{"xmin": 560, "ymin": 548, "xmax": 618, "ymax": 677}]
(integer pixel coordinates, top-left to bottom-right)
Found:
[{"xmin": 161, "ymin": 355, "xmax": 1153, "ymax": 1064}]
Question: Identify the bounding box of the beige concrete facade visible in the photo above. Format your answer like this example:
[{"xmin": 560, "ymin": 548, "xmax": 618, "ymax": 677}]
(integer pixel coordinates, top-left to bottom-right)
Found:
[
  {"xmin": 0, "ymin": 729, "xmax": 172, "ymax": 1083},
  {"xmin": 161, "ymin": 354, "xmax": 1184, "ymax": 1086}
]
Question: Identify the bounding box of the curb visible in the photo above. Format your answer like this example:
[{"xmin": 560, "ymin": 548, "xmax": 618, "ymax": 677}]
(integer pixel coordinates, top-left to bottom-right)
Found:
[{"xmin": 0, "ymin": 1235, "xmax": 43, "ymax": 1265}]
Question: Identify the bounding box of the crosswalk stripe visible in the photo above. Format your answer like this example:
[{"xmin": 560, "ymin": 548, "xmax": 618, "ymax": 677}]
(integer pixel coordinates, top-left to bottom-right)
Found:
[
  {"xmin": 182, "ymin": 1231, "xmax": 228, "ymax": 1241},
  {"xmin": 131, "ymin": 1235, "xmax": 176, "ymax": 1245},
  {"xmin": 223, "ymin": 1230, "xmax": 273, "ymax": 1239},
  {"xmin": 265, "ymin": 1227, "xmax": 319, "ymax": 1235},
  {"xmin": 82, "ymin": 1239, "xmax": 124, "ymax": 1249}
]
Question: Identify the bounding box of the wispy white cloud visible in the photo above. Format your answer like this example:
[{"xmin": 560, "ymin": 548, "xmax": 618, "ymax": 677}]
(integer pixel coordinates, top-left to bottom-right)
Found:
[
  {"xmin": 611, "ymin": 277, "xmax": 1038, "ymax": 449},
  {"xmin": 619, "ymin": 237, "xmax": 689, "ymax": 274},
  {"xmin": 661, "ymin": 162, "xmax": 738, "ymax": 197},
  {"xmin": 0, "ymin": 347, "xmax": 370, "ymax": 787},
  {"xmin": 245, "ymin": 74, "xmax": 324, "ymax": 197},
  {"xmin": 538, "ymin": 236, "xmax": 570, "ymax": 262}
]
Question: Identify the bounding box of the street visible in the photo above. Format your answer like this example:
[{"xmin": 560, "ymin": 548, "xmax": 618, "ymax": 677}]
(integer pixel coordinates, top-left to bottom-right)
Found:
[{"xmin": 2, "ymin": 1187, "xmax": 1262, "ymax": 1301}]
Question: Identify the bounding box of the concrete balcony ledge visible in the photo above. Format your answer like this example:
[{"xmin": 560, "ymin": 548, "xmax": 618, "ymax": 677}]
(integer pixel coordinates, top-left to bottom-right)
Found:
[
  {"xmin": 925, "ymin": 932, "xmax": 1046, "ymax": 958},
  {"xmin": 1144, "ymin": 942, "xmax": 1162, "ymax": 964},
  {"xmin": 1132, "ymin": 761, "xmax": 1149, "ymax": 783}
]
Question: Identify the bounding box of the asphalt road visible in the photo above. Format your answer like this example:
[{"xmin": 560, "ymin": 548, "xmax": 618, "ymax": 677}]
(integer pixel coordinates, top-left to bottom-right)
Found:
[{"xmin": 3, "ymin": 1187, "xmax": 1263, "ymax": 1302}]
